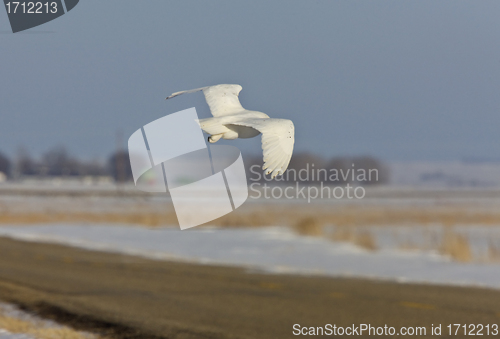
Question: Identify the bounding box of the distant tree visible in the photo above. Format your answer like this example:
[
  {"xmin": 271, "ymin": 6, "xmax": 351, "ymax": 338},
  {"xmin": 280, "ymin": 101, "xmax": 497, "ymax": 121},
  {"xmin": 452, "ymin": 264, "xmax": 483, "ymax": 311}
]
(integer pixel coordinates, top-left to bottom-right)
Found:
[
  {"xmin": 79, "ymin": 160, "xmax": 108, "ymax": 177},
  {"xmin": 243, "ymin": 154, "xmax": 264, "ymax": 183},
  {"xmin": 42, "ymin": 146, "xmax": 80, "ymax": 176},
  {"xmin": 326, "ymin": 156, "xmax": 389, "ymax": 185},
  {"xmin": 287, "ymin": 153, "xmax": 326, "ymax": 172},
  {"xmin": 15, "ymin": 147, "xmax": 38, "ymax": 176},
  {"xmin": 284, "ymin": 153, "xmax": 326, "ymax": 183},
  {"xmin": 0, "ymin": 151, "xmax": 11, "ymax": 177},
  {"xmin": 108, "ymin": 151, "xmax": 133, "ymax": 182},
  {"xmin": 325, "ymin": 157, "xmax": 351, "ymax": 185},
  {"xmin": 243, "ymin": 151, "xmax": 389, "ymax": 185},
  {"xmin": 351, "ymin": 156, "xmax": 389, "ymax": 185}
]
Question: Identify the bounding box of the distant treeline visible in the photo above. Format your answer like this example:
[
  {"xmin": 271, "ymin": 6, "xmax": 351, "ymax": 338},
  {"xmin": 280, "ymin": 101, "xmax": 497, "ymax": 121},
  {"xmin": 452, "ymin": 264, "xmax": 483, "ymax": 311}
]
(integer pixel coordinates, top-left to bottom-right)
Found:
[
  {"xmin": 0, "ymin": 147, "xmax": 133, "ymax": 182},
  {"xmin": 0, "ymin": 148, "xmax": 389, "ymax": 185}
]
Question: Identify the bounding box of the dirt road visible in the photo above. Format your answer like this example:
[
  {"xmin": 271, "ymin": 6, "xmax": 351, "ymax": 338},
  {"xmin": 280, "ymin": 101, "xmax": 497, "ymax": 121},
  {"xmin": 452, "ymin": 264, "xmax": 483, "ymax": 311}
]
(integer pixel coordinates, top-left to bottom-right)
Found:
[{"xmin": 0, "ymin": 237, "xmax": 499, "ymax": 338}]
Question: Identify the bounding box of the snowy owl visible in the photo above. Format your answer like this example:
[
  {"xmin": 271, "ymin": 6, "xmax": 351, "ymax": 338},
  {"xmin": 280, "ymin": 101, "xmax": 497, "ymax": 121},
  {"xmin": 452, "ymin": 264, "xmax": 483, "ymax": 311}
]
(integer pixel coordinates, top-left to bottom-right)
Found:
[{"xmin": 166, "ymin": 84, "xmax": 295, "ymax": 178}]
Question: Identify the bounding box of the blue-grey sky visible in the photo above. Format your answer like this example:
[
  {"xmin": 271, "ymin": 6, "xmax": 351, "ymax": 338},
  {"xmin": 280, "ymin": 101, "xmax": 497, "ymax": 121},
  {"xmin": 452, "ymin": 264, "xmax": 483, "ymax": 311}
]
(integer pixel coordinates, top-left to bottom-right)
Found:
[{"xmin": 1, "ymin": 1, "xmax": 499, "ymax": 161}]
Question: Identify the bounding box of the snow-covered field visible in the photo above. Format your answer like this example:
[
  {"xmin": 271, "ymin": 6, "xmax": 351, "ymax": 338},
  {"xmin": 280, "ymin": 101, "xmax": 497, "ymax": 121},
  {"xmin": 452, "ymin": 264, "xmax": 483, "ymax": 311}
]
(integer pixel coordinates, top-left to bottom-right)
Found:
[
  {"xmin": 1, "ymin": 224, "xmax": 500, "ymax": 290},
  {"xmin": 0, "ymin": 330, "xmax": 34, "ymax": 339}
]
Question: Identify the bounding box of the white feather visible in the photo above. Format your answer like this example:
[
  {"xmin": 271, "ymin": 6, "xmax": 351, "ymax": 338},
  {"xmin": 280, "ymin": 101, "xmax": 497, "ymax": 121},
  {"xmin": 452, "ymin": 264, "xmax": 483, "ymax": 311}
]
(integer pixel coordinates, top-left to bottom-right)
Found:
[{"xmin": 166, "ymin": 84, "xmax": 295, "ymax": 178}]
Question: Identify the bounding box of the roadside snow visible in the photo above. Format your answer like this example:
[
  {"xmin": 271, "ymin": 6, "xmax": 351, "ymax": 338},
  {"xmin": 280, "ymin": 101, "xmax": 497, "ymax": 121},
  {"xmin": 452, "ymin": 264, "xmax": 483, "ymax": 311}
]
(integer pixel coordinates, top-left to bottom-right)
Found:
[
  {"xmin": 1, "ymin": 224, "xmax": 500, "ymax": 289},
  {"xmin": 0, "ymin": 330, "xmax": 35, "ymax": 339}
]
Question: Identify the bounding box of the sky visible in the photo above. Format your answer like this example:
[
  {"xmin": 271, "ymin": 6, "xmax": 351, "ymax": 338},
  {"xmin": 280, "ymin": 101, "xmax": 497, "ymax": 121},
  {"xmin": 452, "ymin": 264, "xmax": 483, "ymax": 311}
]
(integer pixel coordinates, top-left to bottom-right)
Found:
[{"xmin": 1, "ymin": 1, "xmax": 499, "ymax": 162}]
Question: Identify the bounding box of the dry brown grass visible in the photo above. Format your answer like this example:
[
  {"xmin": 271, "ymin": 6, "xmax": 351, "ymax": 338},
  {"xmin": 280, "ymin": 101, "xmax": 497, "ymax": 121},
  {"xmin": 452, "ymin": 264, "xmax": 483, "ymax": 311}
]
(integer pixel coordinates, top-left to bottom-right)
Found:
[
  {"xmin": 398, "ymin": 240, "xmax": 420, "ymax": 251},
  {"xmin": 353, "ymin": 232, "xmax": 377, "ymax": 251},
  {"xmin": 293, "ymin": 217, "xmax": 323, "ymax": 236},
  {"xmin": 2, "ymin": 200, "xmax": 500, "ymax": 230},
  {"xmin": 487, "ymin": 242, "xmax": 500, "ymax": 262},
  {"xmin": 323, "ymin": 208, "xmax": 500, "ymax": 228},
  {"xmin": 0, "ymin": 212, "xmax": 178, "ymax": 227},
  {"xmin": 330, "ymin": 226, "xmax": 355, "ymax": 242},
  {"xmin": 439, "ymin": 230, "xmax": 472, "ymax": 263},
  {"xmin": 398, "ymin": 227, "xmax": 441, "ymax": 252},
  {"xmin": 0, "ymin": 310, "xmax": 99, "ymax": 339},
  {"xmin": 330, "ymin": 226, "xmax": 377, "ymax": 251},
  {"xmin": 215, "ymin": 205, "xmax": 500, "ymax": 229}
]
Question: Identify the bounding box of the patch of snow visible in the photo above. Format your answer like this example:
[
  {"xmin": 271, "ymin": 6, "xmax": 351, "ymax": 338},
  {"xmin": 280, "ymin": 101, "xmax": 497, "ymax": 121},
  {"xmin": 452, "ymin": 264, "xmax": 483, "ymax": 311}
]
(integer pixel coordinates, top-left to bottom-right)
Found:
[
  {"xmin": 0, "ymin": 224, "xmax": 500, "ymax": 290},
  {"xmin": 0, "ymin": 330, "xmax": 35, "ymax": 339}
]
